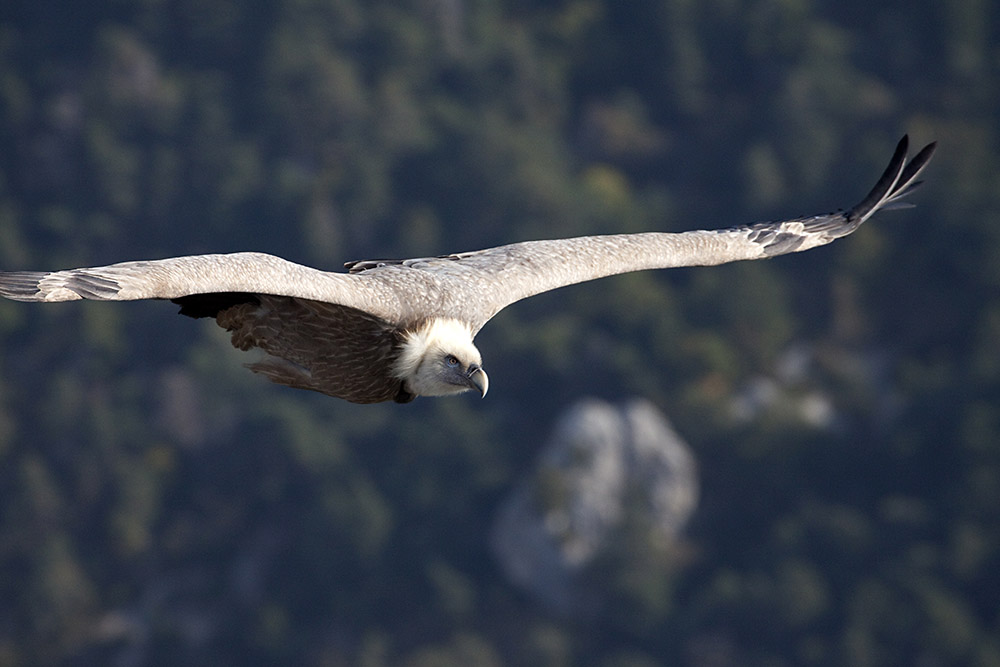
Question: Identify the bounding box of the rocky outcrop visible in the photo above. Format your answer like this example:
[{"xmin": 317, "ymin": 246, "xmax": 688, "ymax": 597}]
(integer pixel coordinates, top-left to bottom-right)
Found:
[{"xmin": 491, "ymin": 398, "xmax": 698, "ymax": 616}]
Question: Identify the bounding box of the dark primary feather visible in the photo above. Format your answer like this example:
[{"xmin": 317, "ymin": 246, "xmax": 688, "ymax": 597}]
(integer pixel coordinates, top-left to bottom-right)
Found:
[
  {"xmin": 841, "ymin": 137, "xmax": 936, "ymax": 224},
  {"xmin": 0, "ymin": 272, "xmax": 54, "ymax": 299},
  {"xmin": 738, "ymin": 137, "xmax": 935, "ymax": 256}
]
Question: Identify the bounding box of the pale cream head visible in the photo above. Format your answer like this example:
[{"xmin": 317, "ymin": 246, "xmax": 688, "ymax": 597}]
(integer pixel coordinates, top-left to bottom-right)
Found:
[{"xmin": 394, "ymin": 318, "xmax": 488, "ymax": 398}]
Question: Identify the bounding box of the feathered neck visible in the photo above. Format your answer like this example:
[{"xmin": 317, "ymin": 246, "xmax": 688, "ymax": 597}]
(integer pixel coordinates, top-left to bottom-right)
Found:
[{"xmin": 393, "ymin": 318, "xmax": 479, "ymax": 380}]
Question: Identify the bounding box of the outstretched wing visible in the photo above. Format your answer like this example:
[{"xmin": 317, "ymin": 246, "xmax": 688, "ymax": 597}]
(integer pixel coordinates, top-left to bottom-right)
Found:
[
  {"xmin": 0, "ymin": 136, "xmax": 935, "ymax": 335},
  {"xmin": 363, "ymin": 135, "xmax": 934, "ymax": 330},
  {"xmin": 0, "ymin": 251, "xmax": 422, "ymax": 324}
]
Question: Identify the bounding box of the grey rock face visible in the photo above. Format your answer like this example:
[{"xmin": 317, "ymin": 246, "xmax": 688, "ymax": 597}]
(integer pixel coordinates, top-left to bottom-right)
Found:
[{"xmin": 491, "ymin": 398, "xmax": 698, "ymax": 616}]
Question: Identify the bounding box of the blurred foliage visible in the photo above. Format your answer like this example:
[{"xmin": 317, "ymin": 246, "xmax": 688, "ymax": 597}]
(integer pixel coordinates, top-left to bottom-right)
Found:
[{"xmin": 0, "ymin": 0, "xmax": 998, "ymax": 664}]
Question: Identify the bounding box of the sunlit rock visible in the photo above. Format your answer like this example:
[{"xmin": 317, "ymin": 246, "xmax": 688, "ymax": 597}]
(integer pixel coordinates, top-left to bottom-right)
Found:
[{"xmin": 491, "ymin": 398, "xmax": 698, "ymax": 617}]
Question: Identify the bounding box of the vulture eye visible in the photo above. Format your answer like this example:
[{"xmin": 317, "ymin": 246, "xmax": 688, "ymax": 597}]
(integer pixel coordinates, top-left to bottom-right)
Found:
[{"xmin": 445, "ymin": 355, "xmax": 460, "ymax": 367}]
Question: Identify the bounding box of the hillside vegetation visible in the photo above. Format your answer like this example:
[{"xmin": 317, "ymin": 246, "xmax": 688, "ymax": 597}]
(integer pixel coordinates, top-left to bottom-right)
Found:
[{"xmin": 0, "ymin": 1, "xmax": 997, "ymax": 664}]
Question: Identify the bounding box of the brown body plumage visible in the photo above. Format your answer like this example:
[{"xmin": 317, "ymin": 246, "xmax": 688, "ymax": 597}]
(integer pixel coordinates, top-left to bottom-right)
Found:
[{"xmin": 216, "ymin": 297, "xmax": 412, "ymax": 403}]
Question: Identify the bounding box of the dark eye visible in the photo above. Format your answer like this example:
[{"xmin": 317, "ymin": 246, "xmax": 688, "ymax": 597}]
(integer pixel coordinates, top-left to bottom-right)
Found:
[{"xmin": 445, "ymin": 355, "xmax": 460, "ymax": 367}]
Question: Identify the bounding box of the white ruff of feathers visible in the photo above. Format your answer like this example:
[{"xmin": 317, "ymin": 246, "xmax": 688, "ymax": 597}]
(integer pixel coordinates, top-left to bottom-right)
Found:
[{"xmin": 393, "ymin": 318, "xmax": 481, "ymax": 389}]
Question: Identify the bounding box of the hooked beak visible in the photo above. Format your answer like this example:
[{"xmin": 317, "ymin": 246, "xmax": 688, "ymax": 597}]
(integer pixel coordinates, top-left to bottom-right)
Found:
[{"xmin": 467, "ymin": 365, "xmax": 489, "ymax": 398}]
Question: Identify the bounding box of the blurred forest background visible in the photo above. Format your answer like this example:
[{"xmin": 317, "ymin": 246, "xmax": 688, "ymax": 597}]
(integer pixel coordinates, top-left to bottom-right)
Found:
[{"xmin": 0, "ymin": 0, "xmax": 997, "ymax": 664}]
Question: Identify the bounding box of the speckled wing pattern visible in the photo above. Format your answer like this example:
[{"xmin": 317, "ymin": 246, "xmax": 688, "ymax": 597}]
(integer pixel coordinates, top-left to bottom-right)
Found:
[{"xmin": 0, "ymin": 136, "xmax": 935, "ymax": 338}]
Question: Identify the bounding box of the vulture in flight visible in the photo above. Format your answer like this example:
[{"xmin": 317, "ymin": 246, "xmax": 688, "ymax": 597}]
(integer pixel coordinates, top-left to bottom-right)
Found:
[{"xmin": 0, "ymin": 136, "xmax": 935, "ymax": 404}]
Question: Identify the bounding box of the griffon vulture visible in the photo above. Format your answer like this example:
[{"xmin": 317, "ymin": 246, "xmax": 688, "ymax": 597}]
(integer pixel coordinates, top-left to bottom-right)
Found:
[{"xmin": 0, "ymin": 136, "xmax": 936, "ymax": 403}]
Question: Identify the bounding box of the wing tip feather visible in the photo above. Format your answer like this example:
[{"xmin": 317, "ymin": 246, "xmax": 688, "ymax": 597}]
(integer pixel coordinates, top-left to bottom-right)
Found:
[
  {"xmin": 0, "ymin": 272, "xmax": 47, "ymax": 301},
  {"xmin": 845, "ymin": 135, "xmax": 937, "ymax": 225},
  {"xmin": 0, "ymin": 269, "xmax": 125, "ymax": 302}
]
